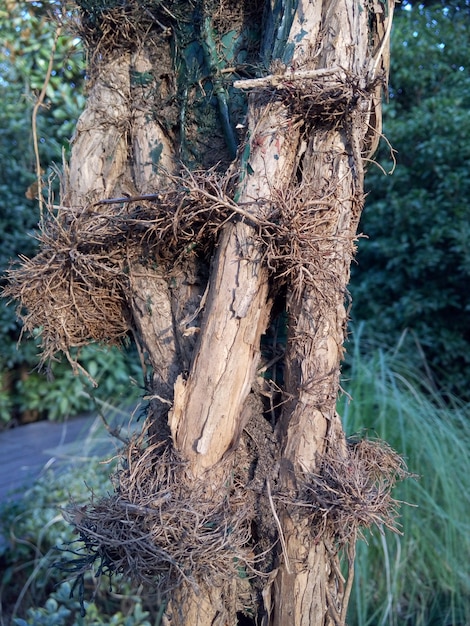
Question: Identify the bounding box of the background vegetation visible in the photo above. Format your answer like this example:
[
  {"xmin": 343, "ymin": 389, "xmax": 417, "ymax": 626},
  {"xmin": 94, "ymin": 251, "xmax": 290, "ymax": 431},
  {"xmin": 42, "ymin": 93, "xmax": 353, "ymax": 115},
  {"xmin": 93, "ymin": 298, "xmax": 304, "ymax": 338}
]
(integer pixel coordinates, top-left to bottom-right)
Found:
[
  {"xmin": 0, "ymin": 0, "xmax": 469, "ymax": 624},
  {"xmin": 0, "ymin": 1, "xmax": 141, "ymax": 425},
  {"xmin": 341, "ymin": 329, "xmax": 470, "ymax": 626},
  {"xmin": 351, "ymin": 1, "xmax": 470, "ymax": 399},
  {"xmin": 0, "ymin": 446, "xmax": 160, "ymax": 625}
]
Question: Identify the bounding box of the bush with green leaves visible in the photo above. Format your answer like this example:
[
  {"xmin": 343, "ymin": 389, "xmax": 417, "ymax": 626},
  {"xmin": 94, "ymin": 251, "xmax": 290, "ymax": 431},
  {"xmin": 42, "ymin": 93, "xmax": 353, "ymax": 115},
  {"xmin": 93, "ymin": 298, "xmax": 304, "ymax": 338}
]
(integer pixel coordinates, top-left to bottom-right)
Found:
[
  {"xmin": 0, "ymin": 1, "xmax": 96, "ymax": 424},
  {"xmin": 0, "ymin": 1, "xmax": 86, "ymax": 307},
  {"xmin": 0, "ymin": 443, "xmax": 163, "ymax": 625},
  {"xmin": 351, "ymin": 2, "xmax": 470, "ymax": 397},
  {"xmin": 13, "ymin": 343, "xmax": 143, "ymax": 423},
  {"xmin": 14, "ymin": 583, "xmax": 154, "ymax": 626},
  {"xmin": 14, "ymin": 582, "xmax": 153, "ymax": 626}
]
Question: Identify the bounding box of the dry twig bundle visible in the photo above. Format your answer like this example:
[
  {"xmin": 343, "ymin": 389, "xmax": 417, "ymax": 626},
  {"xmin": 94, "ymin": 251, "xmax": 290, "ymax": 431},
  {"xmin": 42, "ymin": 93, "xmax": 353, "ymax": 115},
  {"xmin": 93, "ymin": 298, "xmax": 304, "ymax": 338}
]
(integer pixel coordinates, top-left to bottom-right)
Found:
[
  {"xmin": 60, "ymin": 422, "xmax": 256, "ymax": 606},
  {"xmin": 293, "ymin": 438, "xmax": 410, "ymax": 544}
]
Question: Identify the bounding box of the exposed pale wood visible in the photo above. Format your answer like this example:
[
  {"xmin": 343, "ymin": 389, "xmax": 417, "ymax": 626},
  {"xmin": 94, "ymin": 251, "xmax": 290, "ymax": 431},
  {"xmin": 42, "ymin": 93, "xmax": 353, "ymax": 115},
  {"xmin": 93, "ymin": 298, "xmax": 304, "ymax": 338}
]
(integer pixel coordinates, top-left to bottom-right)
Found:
[
  {"xmin": 169, "ymin": 102, "xmax": 302, "ymax": 476},
  {"xmin": 233, "ymin": 67, "xmax": 342, "ymax": 90},
  {"xmin": 268, "ymin": 0, "xmax": 394, "ymax": 624}
]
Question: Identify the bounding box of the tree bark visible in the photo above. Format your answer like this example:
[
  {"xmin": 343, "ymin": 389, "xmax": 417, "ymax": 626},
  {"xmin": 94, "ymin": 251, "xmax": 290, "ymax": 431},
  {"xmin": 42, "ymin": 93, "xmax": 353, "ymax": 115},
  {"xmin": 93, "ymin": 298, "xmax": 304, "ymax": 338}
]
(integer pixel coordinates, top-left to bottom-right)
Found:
[
  {"xmin": 169, "ymin": 101, "xmax": 302, "ymax": 475},
  {"xmin": 265, "ymin": 0, "xmax": 393, "ymax": 623},
  {"xmin": 48, "ymin": 0, "xmax": 394, "ymax": 623}
]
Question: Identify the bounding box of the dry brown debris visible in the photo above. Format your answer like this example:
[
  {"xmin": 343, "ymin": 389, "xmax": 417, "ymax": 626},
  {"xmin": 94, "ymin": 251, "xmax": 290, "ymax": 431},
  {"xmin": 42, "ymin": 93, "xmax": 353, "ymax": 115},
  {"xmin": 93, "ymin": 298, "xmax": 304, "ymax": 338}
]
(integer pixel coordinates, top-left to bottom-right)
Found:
[
  {"xmin": 59, "ymin": 424, "xmax": 409, "ymax": 608},
  {"xmin": 74, "ymin": 0, "xmax": 176, "ymax": 61},
  {"xmin": 62, "ymin": 421, "xmax": 256, "ymax": 597},
  {"xmin": 4, "ymin": 167, "xmax": 361, "ymax": 368},
  {"xmin": 279, "ymin": 74, "xmax": 375, "ymax": 133},
  {"xmin": 292, "ymin": 437, "xmax": 410, "ymax": 544},
  {"xmin": 3, "ymin": 171, "xmax": 237, "ymax": 368}
]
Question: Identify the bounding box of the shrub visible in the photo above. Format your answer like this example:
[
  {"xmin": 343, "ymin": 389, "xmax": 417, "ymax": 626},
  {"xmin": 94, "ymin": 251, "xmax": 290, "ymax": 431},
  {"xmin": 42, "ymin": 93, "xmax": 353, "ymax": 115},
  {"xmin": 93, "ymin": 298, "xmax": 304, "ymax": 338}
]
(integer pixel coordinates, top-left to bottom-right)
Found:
[{"xmin": 0, "ymin": 433, "xmax": 162, "ymax": 625}]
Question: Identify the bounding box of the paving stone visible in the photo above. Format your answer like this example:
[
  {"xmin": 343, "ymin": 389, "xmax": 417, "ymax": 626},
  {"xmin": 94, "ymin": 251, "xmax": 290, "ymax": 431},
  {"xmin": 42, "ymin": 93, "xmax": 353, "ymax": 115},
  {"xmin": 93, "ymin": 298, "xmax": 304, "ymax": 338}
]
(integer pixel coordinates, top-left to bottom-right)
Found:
[{"xmin": 0, "ymin": 407, "xmax": 139, "ymax": 503}]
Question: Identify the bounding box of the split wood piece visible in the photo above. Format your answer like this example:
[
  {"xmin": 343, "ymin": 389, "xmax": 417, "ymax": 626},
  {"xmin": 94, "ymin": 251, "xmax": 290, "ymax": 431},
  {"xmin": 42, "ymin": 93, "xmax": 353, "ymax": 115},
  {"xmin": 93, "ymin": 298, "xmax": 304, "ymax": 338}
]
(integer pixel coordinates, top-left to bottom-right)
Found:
[
  {"xmin": 168, "ymin": 101, "xmax": 302, "ymax": 478},
  {"xmin": 233, "ymin": 67, "xmax": 343, "ymax": 90}
]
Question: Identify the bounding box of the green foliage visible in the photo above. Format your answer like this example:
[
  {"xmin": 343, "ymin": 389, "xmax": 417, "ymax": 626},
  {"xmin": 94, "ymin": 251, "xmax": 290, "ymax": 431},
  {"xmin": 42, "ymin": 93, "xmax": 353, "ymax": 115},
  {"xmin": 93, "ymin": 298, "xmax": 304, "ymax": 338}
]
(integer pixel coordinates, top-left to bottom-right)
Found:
[
  {"xmin": 12, "ymin": 343, "xmax": 143, "ymax": 423},
  {"xmin": 340, "ymin": 326, "xmax": 470, "ymax": 626},
  {"xmin": 0, "ymin": 450, "xmax": 160, "ymax": 624},
  {"xmin": 14, "ymin": 583, "xmax": 153, "ymax": 626},
  {"xmin": 352, "ymin": 3, "xmax": 470, "ymax": 397},
  {"xmin": 0, "ymin": 1, "xmax": 92, "ymax": 423}
]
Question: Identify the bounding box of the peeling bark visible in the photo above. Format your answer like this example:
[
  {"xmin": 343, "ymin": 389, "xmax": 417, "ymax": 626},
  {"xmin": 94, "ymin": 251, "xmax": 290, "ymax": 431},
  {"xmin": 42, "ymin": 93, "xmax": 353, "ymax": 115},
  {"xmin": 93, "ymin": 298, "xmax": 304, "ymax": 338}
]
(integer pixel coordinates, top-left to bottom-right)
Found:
[
  {"xmin": 66, "ymin": 54, "xmax": 132, "ymax": 204},
  {"xmin": 53, "ymin": 0, "xmax": 394, "ymax": 623},
  {"xmin": 169, "ymin": 101, "xmax": 301, "ymax": 474},
  {"xmin": 266, "ymin": 0, "xmax": 392, "ymax": 622}
]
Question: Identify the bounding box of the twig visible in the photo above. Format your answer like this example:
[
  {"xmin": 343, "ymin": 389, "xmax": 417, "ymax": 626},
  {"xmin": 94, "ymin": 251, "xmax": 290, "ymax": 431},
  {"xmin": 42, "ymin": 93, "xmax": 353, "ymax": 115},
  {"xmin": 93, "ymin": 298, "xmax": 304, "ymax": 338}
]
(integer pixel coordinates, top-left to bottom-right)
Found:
[
  {"xmin": 143, "ymin": 394, "xmax": 172, "ymax": 405},
  {"xmin": 94, "ymin": 194, "xmax": 162, "ymax": 205},
  {"xmin": 368, "ymin": 0, "xmax": 395, "ymax": 82},
  {"xmin": 187, "ymin": 184, "xmax": 265, "ymax": 225},
  {"xmin": 117, "ymin": 497, "xmax": 172, "ymax": 515},
  {"xmin": 266, "ymin": 479, "xmax": 291, "ymax": 574},
  {"xmin": 32, "ymin": 24, "xmax": 62, "ymax": 223}
]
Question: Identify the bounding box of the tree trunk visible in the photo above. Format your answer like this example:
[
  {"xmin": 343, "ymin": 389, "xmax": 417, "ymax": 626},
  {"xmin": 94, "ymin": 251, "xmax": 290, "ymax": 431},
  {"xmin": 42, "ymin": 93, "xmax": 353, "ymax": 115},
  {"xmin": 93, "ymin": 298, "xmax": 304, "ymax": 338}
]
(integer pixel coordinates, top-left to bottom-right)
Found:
[
  {"xmin": 266, "ymin": 0, "xmax": 393, "ymax": 620},
  {"xmin": 10, "ymin": 0, "xmax": 395, "ymax": 624}
]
